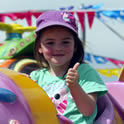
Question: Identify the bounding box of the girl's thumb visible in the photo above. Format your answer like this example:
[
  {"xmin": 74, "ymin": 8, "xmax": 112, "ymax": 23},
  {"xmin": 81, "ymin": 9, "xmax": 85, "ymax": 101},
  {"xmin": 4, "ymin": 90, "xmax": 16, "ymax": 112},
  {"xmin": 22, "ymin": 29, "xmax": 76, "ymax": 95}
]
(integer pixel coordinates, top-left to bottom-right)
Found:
[{"xmin": 73, "ymin": 62, "xmax": 80, "ymax": 70}]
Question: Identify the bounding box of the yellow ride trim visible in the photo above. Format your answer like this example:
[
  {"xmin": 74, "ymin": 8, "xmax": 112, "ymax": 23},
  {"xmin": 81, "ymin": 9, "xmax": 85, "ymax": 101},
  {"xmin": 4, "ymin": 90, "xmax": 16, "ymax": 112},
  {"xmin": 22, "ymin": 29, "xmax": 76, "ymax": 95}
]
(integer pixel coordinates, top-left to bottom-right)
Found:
[{"xmin": 13, "ymin": 58, "xmax": 38, "ymax": 72}]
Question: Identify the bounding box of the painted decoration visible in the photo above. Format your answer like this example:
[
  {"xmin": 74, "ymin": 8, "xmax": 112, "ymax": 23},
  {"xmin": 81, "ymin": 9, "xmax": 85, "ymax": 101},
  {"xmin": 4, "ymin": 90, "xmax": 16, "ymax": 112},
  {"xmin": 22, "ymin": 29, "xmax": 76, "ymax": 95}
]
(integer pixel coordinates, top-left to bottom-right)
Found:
[{"xmin": 0, "ymin": 22, "xmax": 36, "ymax": 59}]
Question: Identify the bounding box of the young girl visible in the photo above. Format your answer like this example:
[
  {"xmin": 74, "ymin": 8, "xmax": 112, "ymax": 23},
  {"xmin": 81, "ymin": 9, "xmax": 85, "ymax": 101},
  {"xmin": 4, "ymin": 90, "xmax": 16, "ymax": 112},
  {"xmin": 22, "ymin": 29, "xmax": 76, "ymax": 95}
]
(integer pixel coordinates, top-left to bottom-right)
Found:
[{"xmin": 30, "ymin": 11, "xmax": 107, "ymax": 124}]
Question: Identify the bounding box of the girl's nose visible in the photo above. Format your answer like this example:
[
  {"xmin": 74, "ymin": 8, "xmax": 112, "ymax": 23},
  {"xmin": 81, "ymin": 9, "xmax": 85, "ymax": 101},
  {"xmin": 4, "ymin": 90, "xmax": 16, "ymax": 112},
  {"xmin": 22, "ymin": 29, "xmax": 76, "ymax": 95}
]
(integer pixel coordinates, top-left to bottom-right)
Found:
[{"xmin": 55, "ymin": 44, "xmax": 63, "ymax": 51}]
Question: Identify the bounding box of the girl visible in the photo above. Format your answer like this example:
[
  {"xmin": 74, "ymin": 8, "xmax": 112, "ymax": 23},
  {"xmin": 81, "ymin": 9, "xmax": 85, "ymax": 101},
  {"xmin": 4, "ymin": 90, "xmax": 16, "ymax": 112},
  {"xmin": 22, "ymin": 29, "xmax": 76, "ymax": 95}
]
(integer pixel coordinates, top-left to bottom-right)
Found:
[{"xmin": 30, "ymin": 11, "xmax": 107, "ymax": 124}]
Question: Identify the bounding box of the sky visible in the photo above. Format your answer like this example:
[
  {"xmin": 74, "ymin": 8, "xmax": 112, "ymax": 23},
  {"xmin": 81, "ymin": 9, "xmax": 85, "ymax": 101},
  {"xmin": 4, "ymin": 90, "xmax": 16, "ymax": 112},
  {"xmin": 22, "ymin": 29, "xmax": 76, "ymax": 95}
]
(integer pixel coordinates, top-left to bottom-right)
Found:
[
  {"xmin": 0, "ymin": 0, "xmax": 124, "ymax": 82},
  {"xmin": 0, "ymin": 0, "xmax": 124, "ymax": 12}
]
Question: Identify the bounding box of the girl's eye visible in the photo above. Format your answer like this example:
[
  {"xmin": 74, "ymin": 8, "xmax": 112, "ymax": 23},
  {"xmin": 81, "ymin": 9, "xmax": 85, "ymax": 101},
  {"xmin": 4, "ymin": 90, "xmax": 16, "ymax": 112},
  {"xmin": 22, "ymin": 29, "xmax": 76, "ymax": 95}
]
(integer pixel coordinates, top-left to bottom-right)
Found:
[
  {"xmin": 46, "ymin": 42, "xmax": 54, "ymax": 45},
  {"xmin": 62, "ymin": 41, "xmax": 70, "ymax": 44}
]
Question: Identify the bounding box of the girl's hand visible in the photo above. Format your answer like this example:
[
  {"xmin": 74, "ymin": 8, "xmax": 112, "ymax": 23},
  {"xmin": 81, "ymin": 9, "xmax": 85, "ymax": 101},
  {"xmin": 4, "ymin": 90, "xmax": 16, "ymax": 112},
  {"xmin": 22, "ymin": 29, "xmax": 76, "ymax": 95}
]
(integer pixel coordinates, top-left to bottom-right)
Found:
[
  {"xmin": 66, "ymin": 62, "xmax": 80, "ymax": 86},
  {"xmin": 9, "ymin": 120, "xmax": 20, "ymax": 124}
]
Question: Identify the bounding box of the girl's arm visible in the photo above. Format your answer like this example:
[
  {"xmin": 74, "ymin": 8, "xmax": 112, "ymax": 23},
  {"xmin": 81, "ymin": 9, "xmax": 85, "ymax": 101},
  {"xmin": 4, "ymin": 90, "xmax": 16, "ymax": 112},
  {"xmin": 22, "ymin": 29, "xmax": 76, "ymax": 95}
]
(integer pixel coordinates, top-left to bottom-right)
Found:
[{"xmin": 66, "ymin": 63, "xmax": 97, "ymax": 116}]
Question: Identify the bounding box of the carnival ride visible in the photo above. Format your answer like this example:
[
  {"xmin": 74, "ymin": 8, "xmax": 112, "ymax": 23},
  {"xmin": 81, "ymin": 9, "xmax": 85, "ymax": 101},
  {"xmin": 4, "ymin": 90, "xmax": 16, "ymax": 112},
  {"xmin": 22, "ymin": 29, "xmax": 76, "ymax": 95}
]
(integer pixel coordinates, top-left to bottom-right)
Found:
[{"xmin": 0, "ymin": 14, "xmax": 124, "ymax": 124}]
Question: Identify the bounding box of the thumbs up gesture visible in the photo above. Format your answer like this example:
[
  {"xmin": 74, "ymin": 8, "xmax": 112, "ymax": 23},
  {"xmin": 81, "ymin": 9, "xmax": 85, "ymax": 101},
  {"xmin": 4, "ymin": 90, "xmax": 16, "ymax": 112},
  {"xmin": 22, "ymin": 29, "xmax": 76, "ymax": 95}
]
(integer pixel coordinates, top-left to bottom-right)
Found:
[{"xmin": 66, "ymin": 62, "xmax": 80, "ymax": 86}]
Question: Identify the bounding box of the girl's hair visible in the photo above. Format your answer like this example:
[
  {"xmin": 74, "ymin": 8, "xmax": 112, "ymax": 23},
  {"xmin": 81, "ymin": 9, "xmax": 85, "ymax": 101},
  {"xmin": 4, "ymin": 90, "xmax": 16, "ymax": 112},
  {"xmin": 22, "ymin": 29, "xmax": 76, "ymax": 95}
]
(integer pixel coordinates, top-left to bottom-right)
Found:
[{"xmin": 33, "ymin": 27, "xmax": 85, "ymax": 70}]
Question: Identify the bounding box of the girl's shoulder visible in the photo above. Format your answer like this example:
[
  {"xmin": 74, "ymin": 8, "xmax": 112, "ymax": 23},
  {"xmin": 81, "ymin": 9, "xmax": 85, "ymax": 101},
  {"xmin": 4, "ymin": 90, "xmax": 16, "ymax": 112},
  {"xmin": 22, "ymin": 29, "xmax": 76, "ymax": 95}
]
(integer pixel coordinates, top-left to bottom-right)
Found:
[{"xmin": 30, "ymin": 68, "xmax": 48, "ymax": 78}]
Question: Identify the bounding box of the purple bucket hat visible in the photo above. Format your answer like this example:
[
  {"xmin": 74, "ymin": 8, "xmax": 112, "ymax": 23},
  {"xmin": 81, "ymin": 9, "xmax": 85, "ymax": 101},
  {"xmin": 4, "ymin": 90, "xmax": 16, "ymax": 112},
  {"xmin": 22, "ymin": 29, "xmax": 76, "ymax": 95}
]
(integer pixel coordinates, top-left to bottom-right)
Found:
[{"xmin": 36, "ymin": 11, "xmax": 78, "ymax": 34}]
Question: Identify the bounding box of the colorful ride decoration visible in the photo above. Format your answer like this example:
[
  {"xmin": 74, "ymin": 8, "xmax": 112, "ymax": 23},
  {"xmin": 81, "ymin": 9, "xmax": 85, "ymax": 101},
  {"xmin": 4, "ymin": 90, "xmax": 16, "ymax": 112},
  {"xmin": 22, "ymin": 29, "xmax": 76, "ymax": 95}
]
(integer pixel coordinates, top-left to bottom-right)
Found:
[
  {"xmin": 0, "ymin": 58, "xmax": 40, "ymax": 74},
  {"xmin": 0, "ymin": 68, "xmax": 74, "ymax": 124},
  {"xmin": 0, "ymin": 22, "xmax": 36, "ymax": 59}
]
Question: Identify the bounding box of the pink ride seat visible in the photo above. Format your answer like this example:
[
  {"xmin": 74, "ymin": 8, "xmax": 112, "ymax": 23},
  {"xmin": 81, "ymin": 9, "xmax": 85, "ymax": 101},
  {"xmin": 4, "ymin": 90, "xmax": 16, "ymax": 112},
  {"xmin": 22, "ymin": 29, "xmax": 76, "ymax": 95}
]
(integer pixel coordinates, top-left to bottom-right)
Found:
[{"xmin": 106, "ymin": 82, "xmax": 124, "ymax": 120}]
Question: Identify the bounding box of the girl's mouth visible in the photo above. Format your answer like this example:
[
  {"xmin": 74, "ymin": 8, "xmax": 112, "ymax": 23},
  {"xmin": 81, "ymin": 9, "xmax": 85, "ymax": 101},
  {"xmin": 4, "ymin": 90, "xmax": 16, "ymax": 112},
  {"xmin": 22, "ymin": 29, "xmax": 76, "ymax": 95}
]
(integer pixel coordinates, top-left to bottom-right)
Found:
[{"xmin": 53, "ymin": 54, "xmax": 64, "ymax": 56}]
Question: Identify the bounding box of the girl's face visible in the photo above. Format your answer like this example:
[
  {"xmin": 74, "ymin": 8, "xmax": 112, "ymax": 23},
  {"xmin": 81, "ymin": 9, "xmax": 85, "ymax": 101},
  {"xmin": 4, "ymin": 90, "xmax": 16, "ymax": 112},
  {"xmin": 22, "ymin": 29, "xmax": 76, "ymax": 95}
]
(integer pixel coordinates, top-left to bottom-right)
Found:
[{"xmin": 38, "ymin": 26, "xmax": 75, "ymax": 68}]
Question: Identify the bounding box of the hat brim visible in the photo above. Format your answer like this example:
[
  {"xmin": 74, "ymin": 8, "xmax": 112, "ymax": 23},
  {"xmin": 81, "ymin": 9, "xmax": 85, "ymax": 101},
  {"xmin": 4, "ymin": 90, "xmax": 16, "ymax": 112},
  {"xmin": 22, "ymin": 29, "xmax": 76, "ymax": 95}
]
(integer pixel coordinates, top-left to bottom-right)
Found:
[{"xmin": 35, "ymin": 21, "xmax": 78, "ymax": 34}]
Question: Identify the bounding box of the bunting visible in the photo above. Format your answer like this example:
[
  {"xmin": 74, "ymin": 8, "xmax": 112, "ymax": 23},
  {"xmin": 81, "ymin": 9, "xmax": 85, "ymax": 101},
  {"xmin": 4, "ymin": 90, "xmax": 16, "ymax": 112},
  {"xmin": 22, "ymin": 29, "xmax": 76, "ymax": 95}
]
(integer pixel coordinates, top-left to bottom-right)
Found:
[
  {"xmin": 76, "ymin": 12, "xmax": 85, "ymax": 32},
  {"xmin": 93, "ymin": 55, "xmax": 108, "ymax": 64},
  {"xmin": 80, "ymin": 3, "xmax": 124, "ymax": 22},
  {"xmin": 0, "ymin": 11, "xmax": 95, "ymax": 31},
  {"xmin": 0, "ymin": 11, "xmax": 42, "ymax": 26},
  {"xmin": 86, "ymin": 11, "xmax": 95, "ymax": 28},
  {"xmin": 96, "ymin": 68, "xmax": 121, "ymax": 77},
  {"xmin": 84, "ymin": 53, "xmax": 123, "ymax": 77},
  {"xmin": 84, "ymin": 52, "xmax": 124, "ymax": 67}
]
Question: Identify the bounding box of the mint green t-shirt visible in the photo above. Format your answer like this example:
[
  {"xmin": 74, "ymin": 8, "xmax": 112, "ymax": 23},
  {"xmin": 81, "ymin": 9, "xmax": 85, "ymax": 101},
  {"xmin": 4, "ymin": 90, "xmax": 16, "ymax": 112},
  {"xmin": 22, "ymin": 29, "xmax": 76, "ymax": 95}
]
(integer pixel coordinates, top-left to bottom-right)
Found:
[{"xmin": 30, "ymin": 63, "xmax": 107, "ymax": 124}]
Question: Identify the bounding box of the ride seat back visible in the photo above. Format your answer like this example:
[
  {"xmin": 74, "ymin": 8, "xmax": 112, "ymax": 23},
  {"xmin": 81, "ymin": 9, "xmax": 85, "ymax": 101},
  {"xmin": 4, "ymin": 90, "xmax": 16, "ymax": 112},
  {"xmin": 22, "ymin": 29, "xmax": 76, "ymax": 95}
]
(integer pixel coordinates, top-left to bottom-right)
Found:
[{"xmin": 94, "ymin": 94, "xmax": 115, "ymax": 124}]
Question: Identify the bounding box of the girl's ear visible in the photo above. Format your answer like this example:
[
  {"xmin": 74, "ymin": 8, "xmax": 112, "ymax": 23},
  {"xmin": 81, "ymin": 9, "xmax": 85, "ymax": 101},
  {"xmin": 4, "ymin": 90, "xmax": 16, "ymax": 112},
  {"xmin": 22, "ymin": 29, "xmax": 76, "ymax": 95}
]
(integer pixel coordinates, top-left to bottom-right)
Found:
[{"xmin": 38, "ymin": 48, "xmax": 42, "ymax": 54}]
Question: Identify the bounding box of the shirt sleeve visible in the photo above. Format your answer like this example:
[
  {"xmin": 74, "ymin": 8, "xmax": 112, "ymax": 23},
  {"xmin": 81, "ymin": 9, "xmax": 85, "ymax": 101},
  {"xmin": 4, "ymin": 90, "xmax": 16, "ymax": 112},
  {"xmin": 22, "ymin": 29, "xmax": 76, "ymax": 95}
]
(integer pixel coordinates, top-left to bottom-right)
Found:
[
  {"xmin": 78, "ymin": 64, "xmax": 108, "ymax": 98},
  {"xmin": 30, "ymin": 70, "xmax": 39, "ymax": 82}
]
